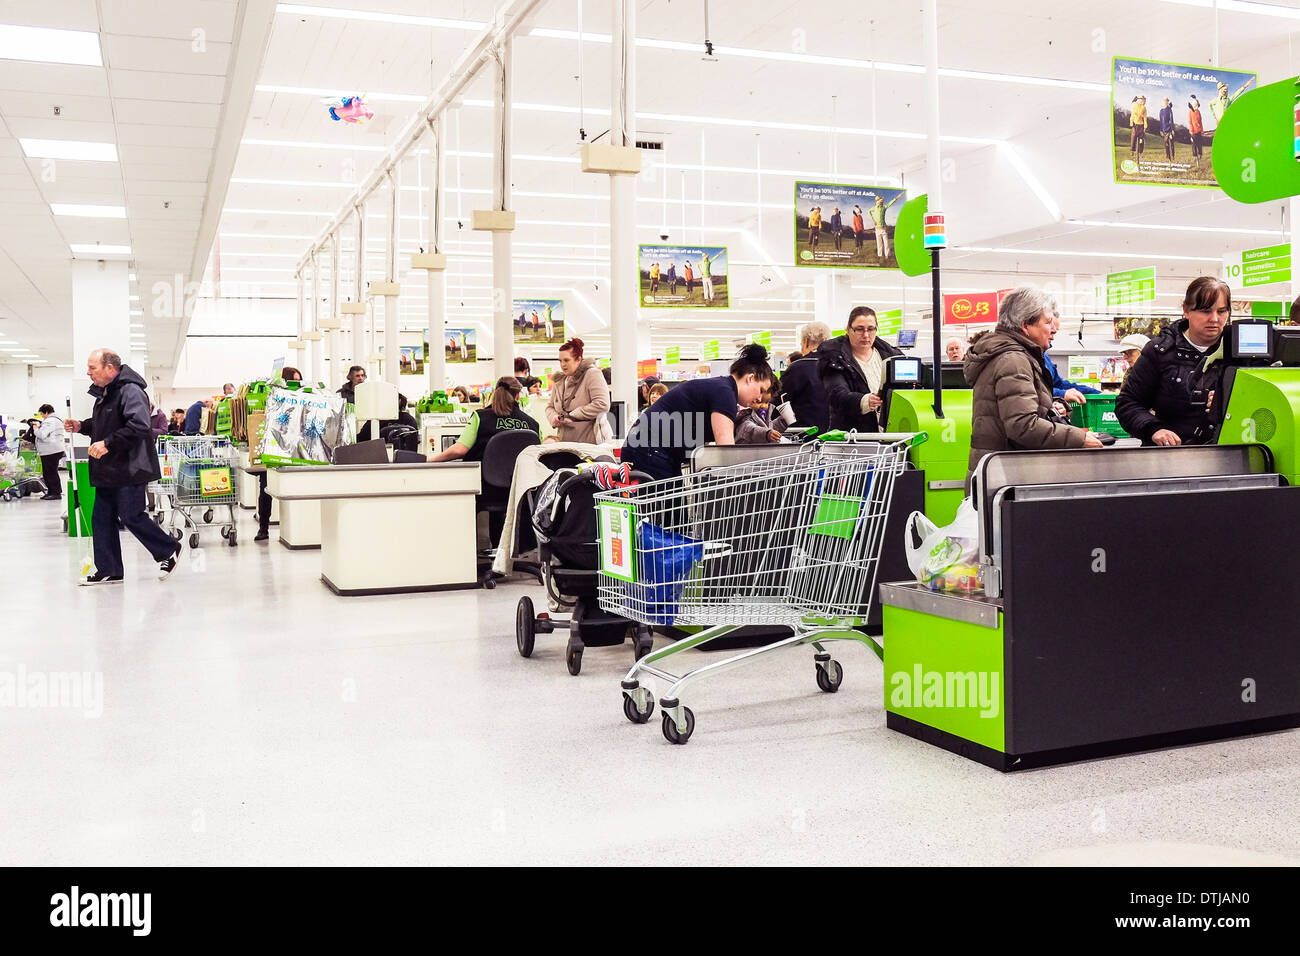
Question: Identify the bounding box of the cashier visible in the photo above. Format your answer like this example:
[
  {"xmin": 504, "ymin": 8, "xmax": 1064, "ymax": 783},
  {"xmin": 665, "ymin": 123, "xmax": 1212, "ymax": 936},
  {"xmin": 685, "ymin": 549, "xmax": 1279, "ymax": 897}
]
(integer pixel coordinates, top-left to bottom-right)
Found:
[
  {"xmin": 429, "ymin": 376, "xmax": 539, "ymax": 463},
  {"xmin": 1116, "ymin": 276, "xmax": 1229, "ymax": 447},
  {"xmin": 620, "ymin": 344, "xmax": 773, "ymax": 481}
]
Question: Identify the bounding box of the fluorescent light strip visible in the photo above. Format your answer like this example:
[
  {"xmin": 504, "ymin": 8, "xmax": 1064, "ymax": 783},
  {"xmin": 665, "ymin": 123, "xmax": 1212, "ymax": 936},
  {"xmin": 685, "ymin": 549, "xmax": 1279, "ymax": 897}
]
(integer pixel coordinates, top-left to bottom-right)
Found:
[
  {"xmin": 255, "ymin": 84, "xmax": 425, "ymax": 103},
  {"xmin": 276, "ymin": 4, "xmax": 485, "ymax": 29},
  {"xmin": 0, "ymin": 24, "xmax": 102, "ymax": 66},
  {"xmin": 20, "ymin": 139, "xmax": 117, "ymax": 162},
  {"xmin": 1068, "ymin": 218, "xmax": 1282, "ymax": 236},
  {"xmin": 1159, "ymin": 0, "xmax": 1300, "ymax": 19},
  {"xmin": 958, "ymin": 246, "xmax": 1220, "ymax": 262},
  {"xmin": 51, "ymin": 203, "xmax": 127, "ymax": 219}
]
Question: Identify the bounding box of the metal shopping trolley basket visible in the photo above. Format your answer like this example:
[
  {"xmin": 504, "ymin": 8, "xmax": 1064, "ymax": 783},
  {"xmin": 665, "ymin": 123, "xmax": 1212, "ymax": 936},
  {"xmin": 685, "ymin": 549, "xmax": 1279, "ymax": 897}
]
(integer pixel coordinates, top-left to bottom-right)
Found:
[
  {"xmin": 596, "ymin": 436, "xmax": 916, "ymax": 744},
  {"xmin": 163, "ymin": 436, "xmax": 240, "ymax": 548},
  {"xmin": 146, "ymin": 435, "xmax": 175, "ymax": 527}
]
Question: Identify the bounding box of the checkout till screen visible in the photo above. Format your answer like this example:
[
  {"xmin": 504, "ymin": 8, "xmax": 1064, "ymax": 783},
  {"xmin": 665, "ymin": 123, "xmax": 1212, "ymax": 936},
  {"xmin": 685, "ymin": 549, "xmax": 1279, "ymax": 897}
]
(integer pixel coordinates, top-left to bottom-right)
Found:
[{"xmin": 1236, "ymin": 323, "xmax": 1271, "ymax": 357}]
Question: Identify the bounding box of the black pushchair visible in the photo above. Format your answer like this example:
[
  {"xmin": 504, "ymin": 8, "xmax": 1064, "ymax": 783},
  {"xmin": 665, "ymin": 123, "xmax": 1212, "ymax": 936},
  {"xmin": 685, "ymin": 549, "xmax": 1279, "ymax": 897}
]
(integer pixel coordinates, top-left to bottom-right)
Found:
[{"xmin": 515, "ymin": 463, "xmax": 654, "ymax": 675}]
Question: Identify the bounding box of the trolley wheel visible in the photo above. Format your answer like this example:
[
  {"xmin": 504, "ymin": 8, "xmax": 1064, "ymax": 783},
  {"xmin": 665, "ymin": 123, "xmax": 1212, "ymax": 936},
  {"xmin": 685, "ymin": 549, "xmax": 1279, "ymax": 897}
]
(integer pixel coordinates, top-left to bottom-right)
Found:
[
  {"xmin": 816, "ymin": 660, "xmax": 843, "ymax": 693},
  {"xmin": 633, "ymin": 630, "xmax": 653, "ymax": 660},
  {"xmin": 516, "ymin": 596, "xmax": 536, "ymax": 658},
  {"xmin": 170, "ymin": 528, "xmax": 183, "ymax": 541},
  {"xmin": 189, "ymin": 533, "xmax": 200, "ymax": 549},
  {"xmin": 623, "ymin": 689, "xmax": 655, "ymax": 724},
  {"xmin": 661, "ymin": 707, "xmax": 696, "ymax": 745},
  {"xmin": 227, "ymin": 529, "xmax": 238, "ymax": 547},
  {"xmin": 220, "ymin": 526, "xmax": 229, "ymax": 538},
  {"xmin": 203, "ymin": 509, "xmax": 213, "ymax": 523},
  {"xmin": 566, "ymin": 647, "xmax": 583, "ymax": 676},
  {"xmin": 154, "ymin": 513, "xmax": 164, "ymax": 525}
]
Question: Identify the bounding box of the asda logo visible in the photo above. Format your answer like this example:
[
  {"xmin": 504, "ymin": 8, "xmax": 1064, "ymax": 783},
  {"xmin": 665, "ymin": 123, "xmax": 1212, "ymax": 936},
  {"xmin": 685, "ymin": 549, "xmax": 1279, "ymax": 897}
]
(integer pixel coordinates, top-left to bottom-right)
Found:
[{"xmin": 1102, "ymin": 411, "xmax": 1118, "ymax": 423}]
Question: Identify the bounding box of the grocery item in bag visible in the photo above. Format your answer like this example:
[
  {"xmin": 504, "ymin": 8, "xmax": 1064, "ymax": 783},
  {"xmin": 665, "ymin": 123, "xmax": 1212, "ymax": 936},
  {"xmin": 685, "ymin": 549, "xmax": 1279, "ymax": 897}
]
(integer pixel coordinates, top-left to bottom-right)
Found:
[
  {"xmin": 904, "ymin": 498, "xmax": 982, "ymax": 593},
  {"xmin": 258, "ymin": 387, "xmax": 355, "ymax": 466}
]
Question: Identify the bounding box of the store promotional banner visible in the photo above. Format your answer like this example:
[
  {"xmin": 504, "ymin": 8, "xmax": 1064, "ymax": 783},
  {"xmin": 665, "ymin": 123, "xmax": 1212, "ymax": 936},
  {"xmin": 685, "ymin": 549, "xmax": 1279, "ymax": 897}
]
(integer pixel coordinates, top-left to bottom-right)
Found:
[
  {"xmin": 943, "ymin": 292, "xmax": 998, "ymax": 325},
  {"xmin": 637, "ymin": 359, "xmax": 658, "ymax": 379},
  {"xmin": 665, "ymin": 346, "xmax": 680, "ymax": 365},
  {"xmin": 1106, "ymin": 267, "xmax": 1157, "ymax": 305},
  {"xmin": 513, "ymin": 299, "xmax": 564, "ymax": 344},
  {"xmin": 1223, "ymin": 244, "xmax": 1291, "ymax": 288},
  {"xmin": 750, "ymin": 331, "xmax": 772, "ymax": 350},
  {"xmin": 1112, "ymin": 56, "xmax": 1257, "ymax": 188},
  {"xmin": 795, "ymin": 181, "xmax": 906, "ymax": 269},
  {"xmin": 876, "ymin": 309, "xmax": 903, "ymax": 335},
  {"xmin": 701, "ymin": 340, "xmax": 720, "ymax": 361},
  {"xmin": 638, "ymin": 245, "xmax": 728, "ymax": 308},
  {"xmin": 445, "ymin": 328, "xmax": 476, "ymax": 364}
]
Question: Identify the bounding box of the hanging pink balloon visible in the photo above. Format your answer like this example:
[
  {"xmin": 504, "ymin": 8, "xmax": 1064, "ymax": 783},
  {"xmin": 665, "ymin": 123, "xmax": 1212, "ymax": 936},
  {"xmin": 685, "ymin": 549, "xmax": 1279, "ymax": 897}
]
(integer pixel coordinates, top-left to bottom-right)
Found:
[{"xmin": 325, "ymin": 95, "xmax": 374, "ymax": 124}]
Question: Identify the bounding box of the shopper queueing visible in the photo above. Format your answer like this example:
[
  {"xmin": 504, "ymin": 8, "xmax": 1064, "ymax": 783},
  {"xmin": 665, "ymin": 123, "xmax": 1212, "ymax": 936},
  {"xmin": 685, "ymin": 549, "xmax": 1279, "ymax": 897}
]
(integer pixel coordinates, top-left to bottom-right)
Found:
[
  {"xmin": 339, "ymin": 365, "xmax": 366, "ymax": 403},
  {"xmin": 816, "ymin": 306, "xmax": 903, "ymax": 432},
  {"xmin": 780, "ymin": 321, "xmax": 831, "ymax": 431},
  {"xmin": 256, "ymin": 366, "xmax": 302, "ymax": 542},
  {"xmin": 546, "ymin": 337, "xmax": 611, "ymax": 444},
  {"xmin": 64, "ymin": 349, "xmax": 181, "ymax": 585},
  {"xmin": 182, "ymin": 398, "xmax": 211, "ymax": 435},
  {"xmin": 620, "ymin": 345, "xmax": 773, "ymax": 481},
  {"xmin": 1117, "ymin": 276, "xmax": 1230, "ymax": 447},
  {"xmin": 33, "ymin": 404, "xmax": 65, "ymax": 500}
]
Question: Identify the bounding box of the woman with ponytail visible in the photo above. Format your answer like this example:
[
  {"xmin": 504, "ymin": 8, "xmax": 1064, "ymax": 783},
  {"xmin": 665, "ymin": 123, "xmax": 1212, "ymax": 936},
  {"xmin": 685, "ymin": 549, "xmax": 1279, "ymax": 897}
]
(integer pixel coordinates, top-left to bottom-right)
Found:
[
  {"xmin": 545, "ymin": 337, "xmax": 611, "ymax": 444},
  {"xmin": 621, "ymin": 344, "xmax": 774, "ymax": 480}
]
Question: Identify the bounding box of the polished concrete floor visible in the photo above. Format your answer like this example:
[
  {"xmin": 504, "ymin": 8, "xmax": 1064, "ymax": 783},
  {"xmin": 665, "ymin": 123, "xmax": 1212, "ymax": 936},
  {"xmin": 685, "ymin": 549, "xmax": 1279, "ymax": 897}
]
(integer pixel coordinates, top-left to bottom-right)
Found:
[{"xmin": 4, "ymin": 495, "xmax": 1298, "ymax": 866}]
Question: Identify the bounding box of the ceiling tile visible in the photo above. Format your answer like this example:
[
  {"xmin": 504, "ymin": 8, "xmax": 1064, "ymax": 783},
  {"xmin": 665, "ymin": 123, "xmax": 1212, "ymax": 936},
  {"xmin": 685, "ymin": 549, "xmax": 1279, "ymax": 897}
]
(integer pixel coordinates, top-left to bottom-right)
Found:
[
  {"xmin": 102, "ymin": 35, "xmax": 232, "ymax": 77},
  {"xmin": 0, "ymin": 0, "xmax": 100, "ymax": 31},
  {"xmin": 113, "ymin": 98, "xmax": 222, "ymax": 127},
  {"xmin": 99, "ymin": 0, "xmax": 239, "ymax": 44},
  {"xmin": 116, "ymin": 124, "xmax": 217, "ymax": 149},
  {"xmin": 108, "ymin": 68, "xmax": 227, "ymax": 104},
  {"xmin": 0, "ymin": 62, "xmax": 108, "ymax": 97}
]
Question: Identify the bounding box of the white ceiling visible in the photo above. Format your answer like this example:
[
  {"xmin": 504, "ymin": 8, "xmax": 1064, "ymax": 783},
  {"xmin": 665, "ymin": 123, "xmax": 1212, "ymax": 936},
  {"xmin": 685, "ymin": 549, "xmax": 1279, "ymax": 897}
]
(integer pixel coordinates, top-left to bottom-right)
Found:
[
  {"xmin": 0, "ymin": 0, "xmax": 274, "ymax": 368},
  {"xmin": 4, "ymin": 1, "xmax": 1300, "ymax": 374}
]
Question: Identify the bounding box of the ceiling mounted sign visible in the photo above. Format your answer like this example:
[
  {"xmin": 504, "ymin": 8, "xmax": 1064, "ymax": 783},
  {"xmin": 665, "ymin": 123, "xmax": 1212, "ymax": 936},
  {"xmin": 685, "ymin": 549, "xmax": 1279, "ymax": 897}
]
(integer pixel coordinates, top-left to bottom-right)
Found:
[{"xmin": 1213, "ymin": 75, "xmax": 1300, "ymax": 203}]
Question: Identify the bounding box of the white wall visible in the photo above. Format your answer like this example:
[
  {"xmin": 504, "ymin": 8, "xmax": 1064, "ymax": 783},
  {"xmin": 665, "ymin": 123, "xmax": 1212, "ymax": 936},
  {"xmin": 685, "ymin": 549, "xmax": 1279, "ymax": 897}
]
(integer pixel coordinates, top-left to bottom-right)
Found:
[{"xmin": 0, "ymin": 364, "xmax": 75, "ymax": 421}]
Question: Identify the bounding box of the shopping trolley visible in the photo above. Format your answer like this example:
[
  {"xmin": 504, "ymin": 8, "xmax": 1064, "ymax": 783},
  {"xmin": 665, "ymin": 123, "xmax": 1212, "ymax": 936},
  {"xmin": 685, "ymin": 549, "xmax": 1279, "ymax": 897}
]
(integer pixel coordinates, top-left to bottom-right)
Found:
[
  {"xmin": 146, "ymin": 435, "xmax": 174, "ymax": 527},
  {"xmin": 163, "ymin": 436, "xmax": 240, "ymax": 548},
  {"xmin": 597, "ymin": 436, "xmax": 916, "ymax": 744}
]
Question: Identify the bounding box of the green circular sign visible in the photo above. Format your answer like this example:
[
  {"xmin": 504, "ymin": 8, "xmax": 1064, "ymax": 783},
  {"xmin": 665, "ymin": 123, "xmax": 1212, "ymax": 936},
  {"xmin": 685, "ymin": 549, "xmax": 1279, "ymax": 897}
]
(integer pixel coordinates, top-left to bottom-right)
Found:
[
  {"xmin": 643, "ymin": 295, "xmax": 655, "ymax": 304},
  {"xmin": 800, "ymin": 250, "xmax": 813, "ymax": 261},
  {"xmin": 1120, "ymin": 159, "xmax": 1138, "ymax": 174}
]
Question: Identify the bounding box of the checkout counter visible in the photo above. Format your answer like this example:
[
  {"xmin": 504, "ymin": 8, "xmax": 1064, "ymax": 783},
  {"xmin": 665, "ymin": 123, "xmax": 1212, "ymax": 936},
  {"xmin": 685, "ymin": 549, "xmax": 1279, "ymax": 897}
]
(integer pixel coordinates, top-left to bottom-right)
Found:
[
  {"xmin": 883, "ymin": 358, "xmax": 972, "ymax": 526},
  {"xmin": 878, "ymin": 320, "xmax": 1300, "ymax": 769}
]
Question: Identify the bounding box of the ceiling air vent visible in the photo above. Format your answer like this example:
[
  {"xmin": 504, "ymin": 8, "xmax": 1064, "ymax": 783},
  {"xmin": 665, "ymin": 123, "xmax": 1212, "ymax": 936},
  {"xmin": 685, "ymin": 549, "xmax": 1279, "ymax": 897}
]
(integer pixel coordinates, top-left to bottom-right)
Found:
[{"xmin": 636, "ymin": 139, "xmax": 664, "ymax": 151}]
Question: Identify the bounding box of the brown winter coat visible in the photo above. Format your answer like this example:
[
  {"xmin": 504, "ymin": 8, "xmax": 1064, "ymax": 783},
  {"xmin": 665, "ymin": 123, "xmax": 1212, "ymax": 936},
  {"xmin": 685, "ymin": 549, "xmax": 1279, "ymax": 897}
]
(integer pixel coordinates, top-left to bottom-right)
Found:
[
  {"xmin": 546, "ymin": 358, "xmax": 611, "ymax": 443},
  {"xmin": 963, "ymin": 327, "xmax": 1087, "ymax": 480}
]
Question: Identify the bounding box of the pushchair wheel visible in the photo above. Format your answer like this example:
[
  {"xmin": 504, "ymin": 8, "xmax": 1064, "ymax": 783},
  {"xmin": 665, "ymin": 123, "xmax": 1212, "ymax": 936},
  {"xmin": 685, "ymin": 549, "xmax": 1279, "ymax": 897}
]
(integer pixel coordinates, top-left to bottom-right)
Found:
[
  {"xmin": 815, "ymin": 660, "xmax": 843, "ymax": 693},
  {"xmin": 633, "ymin": 627, "xmax": 653, "ymax": 660},
  {"xmin": 154, "ymin": 513, "xmax": 164, "ymax": 525},
  {"xmin": 481, "ymin": 573, "xmax": 496, "ymax": 590},
  {"xmin": 661, "ymin": 706, "xmax": 695, "ymax": 745},
  {"xmin": 566, "ymin": 647, "xmax": 583, "ymax": 676},
  {"xmin": 622, "ymin": 689, "xmax": 655, "ymax": 724},
  {"xmin": 227, "ymin": 529, "xmax": 238, "ymax": 547},
  {"xmin": 515, "ymin": 596, "xmax": 536, "ymax": 658}
]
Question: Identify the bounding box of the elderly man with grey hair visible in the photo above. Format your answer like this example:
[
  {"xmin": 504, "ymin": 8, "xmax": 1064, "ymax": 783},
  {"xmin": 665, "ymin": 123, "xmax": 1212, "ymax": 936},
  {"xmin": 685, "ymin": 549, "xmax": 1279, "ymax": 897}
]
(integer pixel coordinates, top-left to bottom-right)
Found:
[
  {"xmin": 945, "ymin": 337, "xmax": 965, "ymax": 361},
  {"xmin": 962, "ymin": 286, "xmax": 1101, "ymax": 481},
  {"xmin": 64, "ymin": 349, "xmax": 181, "ymax": 585},
  {"xmin": 781, "ymin": 320, "xmax": 834, "ymax": 431}
]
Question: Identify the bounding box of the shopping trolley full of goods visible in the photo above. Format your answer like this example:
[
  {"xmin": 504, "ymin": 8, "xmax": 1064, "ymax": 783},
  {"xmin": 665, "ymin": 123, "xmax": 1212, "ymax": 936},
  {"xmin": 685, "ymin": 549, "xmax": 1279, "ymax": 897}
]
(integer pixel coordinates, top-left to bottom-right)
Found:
[
  {"xmin": 597, "ymin": 436, "xmax": 916, "ymax": 744},
  {"xmin": 163, "ymin": 435, "xmax": 240, "ymax": 547}
]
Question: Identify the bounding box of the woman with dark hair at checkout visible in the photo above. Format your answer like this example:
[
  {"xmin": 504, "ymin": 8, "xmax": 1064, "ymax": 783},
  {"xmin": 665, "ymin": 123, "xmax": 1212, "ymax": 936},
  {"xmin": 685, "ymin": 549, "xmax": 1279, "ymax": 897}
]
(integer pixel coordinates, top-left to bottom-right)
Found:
[{"xmin": 620, "ymin": 344, "xmax": 774, "ymax": 481}]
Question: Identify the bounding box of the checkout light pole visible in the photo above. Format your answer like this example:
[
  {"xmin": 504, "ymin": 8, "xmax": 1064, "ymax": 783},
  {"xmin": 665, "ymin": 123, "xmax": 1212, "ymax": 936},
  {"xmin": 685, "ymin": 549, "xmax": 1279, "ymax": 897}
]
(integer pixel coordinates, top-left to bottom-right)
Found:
[{"xmin": 923, "ymin": 0, "xmax": 946, "ymax": 420}]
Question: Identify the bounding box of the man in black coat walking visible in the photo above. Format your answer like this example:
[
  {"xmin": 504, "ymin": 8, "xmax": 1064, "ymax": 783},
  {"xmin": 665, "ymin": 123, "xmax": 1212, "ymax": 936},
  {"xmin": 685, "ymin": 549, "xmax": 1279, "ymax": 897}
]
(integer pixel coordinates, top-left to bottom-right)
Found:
[{"xmin": 65, "ymin": 349, "xmax": 181, "ymax": 585}]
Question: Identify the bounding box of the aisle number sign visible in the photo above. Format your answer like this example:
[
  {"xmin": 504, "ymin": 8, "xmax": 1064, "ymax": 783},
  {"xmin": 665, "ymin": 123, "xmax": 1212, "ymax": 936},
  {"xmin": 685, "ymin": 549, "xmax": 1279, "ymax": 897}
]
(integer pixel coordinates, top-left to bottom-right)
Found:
[
  {"xmin": 876, "ymin": 309, "xmax": 903, "ymax": 335},
  {"xmin": 702, "ymin": 340, "xmax": 721, "ymax": 361},
  {"xmin": 598, "ymin": 501, "xmax": 636, "ymax": 583},
  {"xmin": 943, "ymin": 292, "xmax": 998, "ymax": 325},
  {"xmin": 1223, "ymin": 243, "xmax": 1291, "ymax": 288},
  {"xmin": 1106, "ymin": 267, "xmax": 1156, "ymax": 306},
  {"xmin": 665, "ymin": 347, "xmax": 681, "ymax": 365},
  {"xmin": 199, "ymin": 466, "xmax": 232, "ymax": 498}
]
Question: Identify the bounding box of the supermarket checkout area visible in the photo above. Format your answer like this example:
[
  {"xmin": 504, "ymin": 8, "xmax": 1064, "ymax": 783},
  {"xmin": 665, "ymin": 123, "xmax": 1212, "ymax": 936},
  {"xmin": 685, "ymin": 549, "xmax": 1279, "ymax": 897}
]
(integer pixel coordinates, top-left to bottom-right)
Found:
[{"xmin": 876, "ymin": 320, "xmax": 1300, "ymax": 770}]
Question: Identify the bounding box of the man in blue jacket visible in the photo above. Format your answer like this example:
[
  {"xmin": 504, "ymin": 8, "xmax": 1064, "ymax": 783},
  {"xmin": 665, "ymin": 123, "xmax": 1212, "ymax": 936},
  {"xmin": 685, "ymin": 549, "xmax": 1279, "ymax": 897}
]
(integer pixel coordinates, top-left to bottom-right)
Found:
[{"xmin": 65, "ymin": 349, "xmax": 181, "ymax": 585}]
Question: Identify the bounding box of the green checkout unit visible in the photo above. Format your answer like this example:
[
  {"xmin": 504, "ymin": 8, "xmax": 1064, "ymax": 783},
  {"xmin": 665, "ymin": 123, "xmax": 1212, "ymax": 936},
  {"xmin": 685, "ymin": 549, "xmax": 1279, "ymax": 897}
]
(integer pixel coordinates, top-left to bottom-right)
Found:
[{"xmin": 876, "ymin": 319, "xmax": 1300, "ymax": 770}]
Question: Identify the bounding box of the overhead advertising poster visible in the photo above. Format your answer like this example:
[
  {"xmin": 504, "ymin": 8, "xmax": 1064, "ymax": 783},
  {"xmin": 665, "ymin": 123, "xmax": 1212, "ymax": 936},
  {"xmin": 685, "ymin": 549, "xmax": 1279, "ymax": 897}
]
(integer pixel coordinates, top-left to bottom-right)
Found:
[
  {"xmin": 445, "ymin": 328, "xmax": 476, "ymax": 364},
  {"xmin": 399, "ymin": 346, "xmax": 424, "ymax": 374},
  {"xmin": 513, "ymin": 299, "xmax": 565, "ymax": 344},
  {"xmin": 1112, "ymin": 56, "xmax": 1257, "ymax": 187},
  {"xmin": 638, "ymin": 244, "xmax": 729, "ymax": 308},
  {"xmin": 795, "ymin": 181, "xmax": 906, "ymax": 269}
]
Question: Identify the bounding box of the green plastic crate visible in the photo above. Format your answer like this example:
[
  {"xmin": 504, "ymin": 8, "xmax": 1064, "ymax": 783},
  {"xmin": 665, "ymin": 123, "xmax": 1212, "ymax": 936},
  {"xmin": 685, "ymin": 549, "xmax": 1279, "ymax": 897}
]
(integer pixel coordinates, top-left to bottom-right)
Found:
[{"xmin": 1070, "ymin": 393, "xmax": 1128, "ymax": 438}]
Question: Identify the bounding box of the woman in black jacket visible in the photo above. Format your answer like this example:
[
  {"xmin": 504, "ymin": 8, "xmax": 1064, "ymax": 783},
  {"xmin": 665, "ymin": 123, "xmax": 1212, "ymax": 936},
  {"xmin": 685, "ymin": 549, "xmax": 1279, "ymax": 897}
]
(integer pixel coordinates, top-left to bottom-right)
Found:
[
  {"xmin": 1116, "ymin": 276, "xmax": 1230, "ymax": 446},
  {"xmin": 815, "ymin": 306, "xmax": 902, "ymax": 432}
]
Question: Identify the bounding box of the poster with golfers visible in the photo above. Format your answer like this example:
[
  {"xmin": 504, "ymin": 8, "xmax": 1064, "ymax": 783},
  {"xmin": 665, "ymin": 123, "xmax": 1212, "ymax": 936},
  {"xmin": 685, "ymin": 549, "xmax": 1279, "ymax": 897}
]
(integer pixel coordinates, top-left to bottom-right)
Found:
[
  {"xmin": 795, "ymin": 182, "xmax": 906, "ymax": 269},
  {"xmin": 638, "ymin": 244, "xmax": 729, "ymax": 308},
  {"xmin": 512, "ymin": 299, "xmax": 565, "ymax": 344},
  {"xmin": 1112, "ymin": 56, "xmax": 1256, "ymax": 188},
  {"xmin": 445, "ymin": 328, "xmax": 476, "ymax": 364}
]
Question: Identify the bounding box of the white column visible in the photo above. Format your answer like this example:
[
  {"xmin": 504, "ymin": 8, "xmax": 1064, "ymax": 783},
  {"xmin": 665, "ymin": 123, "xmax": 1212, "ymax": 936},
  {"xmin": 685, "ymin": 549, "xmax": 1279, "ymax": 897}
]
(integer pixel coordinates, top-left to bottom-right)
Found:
[
  {"xmin": 609, "ymin": 0, "xmax": 638, "ymax": 417},
  {"xmin": 384, "ymin": 170, "xmax": 400, "ymax": 385},
  {"xmin": 812, "ymin": 272, "xmax": 853, "ymax": 331},
  {"xmin": 352, "ymin": 203, "xmax": 366, "ymax": 374},
  {"xmin": 71, "ymin": 259, "xmax": 131, "ymax": 418},
  {"xmin": 428, "ymin": 118, "xmax": 447, "ymax": 395},
  {"xmin": 491, "ymin": 40, "xmax": 515, "ymax": 381},
  {"xmin": 310, "ymin": 252, "xmax": 322, "ymax": 386},
  {"xmin": 295, "ymin": 272, "xmax": 307, "ymax": 381},
  {"xmin": 329, "ymin": 234, "xmax": 340, "ymax": 389}
]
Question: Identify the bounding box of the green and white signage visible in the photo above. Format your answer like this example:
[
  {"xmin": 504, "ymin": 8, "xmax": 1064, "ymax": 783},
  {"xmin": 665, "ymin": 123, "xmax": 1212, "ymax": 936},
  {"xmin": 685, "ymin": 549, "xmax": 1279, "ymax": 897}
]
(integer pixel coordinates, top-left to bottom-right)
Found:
[
  {"xmin": 665, "ymin": 346, "xmax": 681, "ymax": 365},
  {"xmin": 750, "ymin": 330, "xmax": 772, "ymax": 350},
  {"xmin": 701, "ymin": 340, "xmax": 720, "ymax": 361},
  {"xmin": 1106, "ymin": 267, "xmax": 1157, "ymax": 306},
  {"xmin": 1224, "ymin": 243, "xmax": 1291, "ymax": 288},
  {"xmin": 876, "ymin": 309, "xmax": 903, "ymax": 336},
  {"xmin": 598, "ymin": 501, "xmax": 636, "ymax": 583}
]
